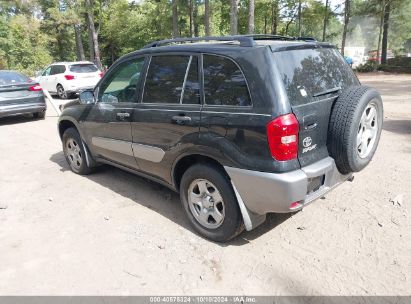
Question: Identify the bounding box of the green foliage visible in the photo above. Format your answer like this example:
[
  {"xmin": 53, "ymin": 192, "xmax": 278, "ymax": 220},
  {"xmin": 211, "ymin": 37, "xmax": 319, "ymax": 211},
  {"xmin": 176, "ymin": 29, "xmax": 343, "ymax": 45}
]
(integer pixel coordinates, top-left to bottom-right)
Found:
[
  {"xmin": 1, "ymin": 0, "xmax": 411, "ymax": 75},
  {"xmin": 355, "ymin": 60, "xmax": 378, "ymax": 72}
]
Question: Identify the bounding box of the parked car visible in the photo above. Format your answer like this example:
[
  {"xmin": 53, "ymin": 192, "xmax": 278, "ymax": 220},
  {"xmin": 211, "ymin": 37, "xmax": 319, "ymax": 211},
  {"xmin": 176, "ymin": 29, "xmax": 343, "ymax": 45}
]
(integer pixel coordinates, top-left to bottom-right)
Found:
[
  {"xmin": 0, "ymin": 70, "xmax": 46, "ymax": 119},
  {"xmin": 57, "ymin": 35, "xmax": 383, "ymax": 242},
  {"xmin": 36, "ymin": 61, "xmax": 102, "ymax": 99}
]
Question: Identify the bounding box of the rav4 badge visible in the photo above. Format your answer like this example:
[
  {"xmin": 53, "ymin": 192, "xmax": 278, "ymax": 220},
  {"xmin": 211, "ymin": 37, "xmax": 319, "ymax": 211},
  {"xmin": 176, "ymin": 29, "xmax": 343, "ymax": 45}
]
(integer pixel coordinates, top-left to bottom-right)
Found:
[{"xmin": 302, "ymin": 136, "xmax": 317, "ymax": 153}]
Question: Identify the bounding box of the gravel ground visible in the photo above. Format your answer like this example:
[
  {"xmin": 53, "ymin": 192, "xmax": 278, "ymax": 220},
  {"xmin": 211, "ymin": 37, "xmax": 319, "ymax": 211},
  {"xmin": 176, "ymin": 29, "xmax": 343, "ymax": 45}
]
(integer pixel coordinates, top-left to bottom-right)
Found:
[{"xmin": 0, "ymin": 73, "xmax": 410, "ymax": 295}]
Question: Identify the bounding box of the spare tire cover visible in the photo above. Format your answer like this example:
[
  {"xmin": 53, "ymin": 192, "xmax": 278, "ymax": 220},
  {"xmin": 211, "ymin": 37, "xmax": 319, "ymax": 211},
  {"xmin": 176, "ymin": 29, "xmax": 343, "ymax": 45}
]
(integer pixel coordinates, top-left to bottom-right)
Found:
[{"xmin": 328, "ymin": 86, "xmax": 383, "ymax": 174}]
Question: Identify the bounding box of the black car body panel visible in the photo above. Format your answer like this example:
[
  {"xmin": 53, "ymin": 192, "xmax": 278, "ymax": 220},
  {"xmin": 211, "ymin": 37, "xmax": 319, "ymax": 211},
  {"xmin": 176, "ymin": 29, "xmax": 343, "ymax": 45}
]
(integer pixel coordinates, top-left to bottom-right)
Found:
[{"xmin": 58, "ymin": 37, "xmax": 356, "ymax": 191}]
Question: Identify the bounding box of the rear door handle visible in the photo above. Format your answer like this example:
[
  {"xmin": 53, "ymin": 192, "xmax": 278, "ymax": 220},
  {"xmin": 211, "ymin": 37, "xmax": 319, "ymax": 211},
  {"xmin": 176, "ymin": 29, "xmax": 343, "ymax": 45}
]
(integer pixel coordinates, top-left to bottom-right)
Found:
[{"xmin": 172, "ymin": 115, "xmax": 191, "ymax": 124}]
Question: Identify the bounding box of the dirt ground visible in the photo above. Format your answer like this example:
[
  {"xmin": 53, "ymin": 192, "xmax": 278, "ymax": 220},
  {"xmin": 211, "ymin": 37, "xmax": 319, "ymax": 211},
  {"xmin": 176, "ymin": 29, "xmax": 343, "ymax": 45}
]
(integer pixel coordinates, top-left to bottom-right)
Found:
[{"xmin": 0, "ymin": 73, "xmax": 410, "ymax": 295}]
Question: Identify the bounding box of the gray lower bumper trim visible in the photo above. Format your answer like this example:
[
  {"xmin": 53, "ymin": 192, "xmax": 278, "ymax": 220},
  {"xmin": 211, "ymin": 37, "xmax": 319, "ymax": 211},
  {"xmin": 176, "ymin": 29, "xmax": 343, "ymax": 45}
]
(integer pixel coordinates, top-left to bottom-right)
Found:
[{"xmin": 225, "ymin": 157, "xmax": 350, "ymax": 215}]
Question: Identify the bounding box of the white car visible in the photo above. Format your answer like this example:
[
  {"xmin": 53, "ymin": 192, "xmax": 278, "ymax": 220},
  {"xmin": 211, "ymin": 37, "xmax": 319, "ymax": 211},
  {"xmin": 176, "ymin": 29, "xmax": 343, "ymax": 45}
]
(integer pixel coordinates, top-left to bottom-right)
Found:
[{"xmin": 36, "ymin": 61, "xmax": 102, "ymax": 99}]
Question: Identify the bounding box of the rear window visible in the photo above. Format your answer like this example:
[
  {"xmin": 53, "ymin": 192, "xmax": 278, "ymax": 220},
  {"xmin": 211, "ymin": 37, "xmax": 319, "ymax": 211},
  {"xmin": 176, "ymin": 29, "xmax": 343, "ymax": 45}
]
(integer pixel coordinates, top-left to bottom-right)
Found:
[
  {"xmin": 272, "ymin": 48, "xmax": 358, "ymax": 106},
  {"xmin": 69, "ymin": 64, "xmax": 99, "ymax": 73},
  {"xmin": 0, "ymin": 71, "xmax": 30, "ymax": 86}
]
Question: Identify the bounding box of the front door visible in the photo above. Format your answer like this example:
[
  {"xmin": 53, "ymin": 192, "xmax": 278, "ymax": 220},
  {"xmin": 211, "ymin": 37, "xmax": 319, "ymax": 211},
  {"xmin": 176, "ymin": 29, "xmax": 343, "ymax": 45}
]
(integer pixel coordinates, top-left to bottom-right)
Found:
[
  {"xmin": 131, "ymin": 54, "xmax": 202, "ymax": 182},
  {"xmin": 81, "ymin": 56, "xmax": 146, "ymax": 170}
]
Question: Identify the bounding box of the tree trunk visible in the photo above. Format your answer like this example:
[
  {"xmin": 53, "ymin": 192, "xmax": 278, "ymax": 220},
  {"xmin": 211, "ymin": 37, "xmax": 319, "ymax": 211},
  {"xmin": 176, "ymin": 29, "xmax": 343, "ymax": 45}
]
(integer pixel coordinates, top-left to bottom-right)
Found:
[
  {"xmin": 172, "ymin": 0, "xmax": 178, "ymax": 38},
  {"xmin": 85, "ymin": 0, "xmax": 102, "ymax": 69},
  {"xmin": 189, "ymin": 0, "xmax": 194, "ymax": 37},
  {"xmin": 341, "ymin": 0, "xmax": 350, "ymax": 56},
  {"xmin": 248, "ymin": 0, "xmax": 254, "ymax": 34},
  {"xmin": 230, "ymin": 0, "xmax": 238, "ymax": 35},
  {"xmin": 271, "ymin": 0, "xmax": 279, "ymax": 35},
  {"xmin": 322, "ymin": 0, "xmax": 329, "ymax": 41},
  {"xmin": 376, "ymin": 1, "xmax": 385, "ymax": 65},
  {"xmin": 381, "ymin": 3, "xmax": 390, "ymax": 64},
  {"xmin": 193, "ymin": 0, "xmax": 198, "ymax": 37},
  {"xmin": 298, "ymin": 0, "xmax": 302, "ymax": 37},
  {"xmin": 204, "ymin": 0, "xmax": 210, "ymax": 36},
  {"xmin": 74, "ymin": 24, "xmax": 85, "ymax": 61}
]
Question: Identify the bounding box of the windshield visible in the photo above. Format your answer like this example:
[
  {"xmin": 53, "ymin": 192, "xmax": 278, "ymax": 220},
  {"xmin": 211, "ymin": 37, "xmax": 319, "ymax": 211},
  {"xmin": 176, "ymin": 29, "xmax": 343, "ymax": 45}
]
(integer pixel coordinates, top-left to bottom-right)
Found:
[
  {"xmin": 0, "ymin": 71, "xmax": 30, "ymax": 86},
  {"xmin": 69, "ymin": 64, "xmax": 99, "ymax": 73},
  {"xmin": 272, "ymin": 48, "xmax": 358, "ymax": 106}
]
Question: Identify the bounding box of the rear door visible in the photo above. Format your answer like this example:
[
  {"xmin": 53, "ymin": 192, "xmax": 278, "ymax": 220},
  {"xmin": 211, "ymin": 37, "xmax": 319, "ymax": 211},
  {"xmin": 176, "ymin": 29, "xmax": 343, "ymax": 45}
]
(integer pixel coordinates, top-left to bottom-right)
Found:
[
  {"xmin": 272, "ymin": 47, "xmax": 359, "ymax": 167},
  {"xmin": 131, "ymin": 54, "xmax": 201, "ymax": 181},
  {"xmin": 49, "ymin": 65, "xmax": 66, "ymax": 93}
]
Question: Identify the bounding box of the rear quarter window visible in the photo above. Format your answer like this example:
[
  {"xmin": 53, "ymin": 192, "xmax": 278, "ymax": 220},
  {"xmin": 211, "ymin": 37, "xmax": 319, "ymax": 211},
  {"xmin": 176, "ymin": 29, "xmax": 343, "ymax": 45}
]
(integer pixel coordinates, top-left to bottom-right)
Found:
[
  {"xmin": 203, "ymin": 54, "xmax": 251, "ymax": 107},
  {"xmin": 272, "ymin": 48, "xmax": 358, "ymax": 106}
]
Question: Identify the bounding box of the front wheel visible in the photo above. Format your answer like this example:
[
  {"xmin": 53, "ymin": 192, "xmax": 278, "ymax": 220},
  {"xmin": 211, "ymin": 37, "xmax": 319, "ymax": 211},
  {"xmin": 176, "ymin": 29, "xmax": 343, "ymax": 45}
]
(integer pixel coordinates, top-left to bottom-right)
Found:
[
  {"xmin": 62, "ymin": 128, "xmax": 94, "ymax": 175},
  {"xmin": 180, "ymin": 164, "xmax": 244, "ymax": 242}
]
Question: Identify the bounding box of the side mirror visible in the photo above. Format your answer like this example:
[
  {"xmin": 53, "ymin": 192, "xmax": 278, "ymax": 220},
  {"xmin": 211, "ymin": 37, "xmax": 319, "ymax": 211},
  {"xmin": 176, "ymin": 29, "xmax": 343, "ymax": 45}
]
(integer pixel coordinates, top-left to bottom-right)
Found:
[{"xmin": 79, "ymin": 90, "xmax": 96, "ymax": 104}]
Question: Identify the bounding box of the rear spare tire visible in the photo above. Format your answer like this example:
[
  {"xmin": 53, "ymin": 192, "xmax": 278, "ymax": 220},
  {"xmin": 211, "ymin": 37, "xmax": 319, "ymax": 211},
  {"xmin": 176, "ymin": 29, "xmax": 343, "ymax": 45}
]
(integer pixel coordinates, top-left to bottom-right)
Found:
[{"xmin": 328, "ymin": 86, "xmax": 383, "ymax": 174}]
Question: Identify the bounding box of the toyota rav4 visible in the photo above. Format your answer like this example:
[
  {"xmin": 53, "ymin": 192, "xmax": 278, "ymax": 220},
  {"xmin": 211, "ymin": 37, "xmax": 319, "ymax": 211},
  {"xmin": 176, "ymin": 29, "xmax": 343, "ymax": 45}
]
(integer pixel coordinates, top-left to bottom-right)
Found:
[{"xmin": 57, "ymin": 35, "xmax": 383, "ymax": 242}]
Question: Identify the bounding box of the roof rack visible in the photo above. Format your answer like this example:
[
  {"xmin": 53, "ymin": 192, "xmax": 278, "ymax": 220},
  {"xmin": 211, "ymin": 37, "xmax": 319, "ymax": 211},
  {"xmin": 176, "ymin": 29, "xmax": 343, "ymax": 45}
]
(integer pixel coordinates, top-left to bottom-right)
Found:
[
  {"xmin": 143, "ymin": 35, "xmax": 317, "ymax": 49},
  {"xmin": 244, "ymin": 34, "xmax": 291, "ymax": 41},
  {"xmin": 143, "ymin": 35, "xmax": 256, "ymax": 48}
]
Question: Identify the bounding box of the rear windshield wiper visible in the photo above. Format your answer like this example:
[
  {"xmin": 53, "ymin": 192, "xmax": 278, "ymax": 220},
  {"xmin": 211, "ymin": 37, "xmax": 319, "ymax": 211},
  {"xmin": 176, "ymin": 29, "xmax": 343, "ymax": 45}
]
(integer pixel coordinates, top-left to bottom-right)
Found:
[{"xmin": 313, "ymin": 86, "xmax": 341, "ymax": 97}]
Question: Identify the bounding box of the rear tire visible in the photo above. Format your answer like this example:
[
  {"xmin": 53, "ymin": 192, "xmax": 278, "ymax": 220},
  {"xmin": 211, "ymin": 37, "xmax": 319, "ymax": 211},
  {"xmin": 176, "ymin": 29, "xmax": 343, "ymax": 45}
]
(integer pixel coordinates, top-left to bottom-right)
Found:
[
  {"xmin": 328, "ymin": 86, "xmax": 383, "ymax": 174},
  {"xmin": 62, "ymin": 128, "xmax": 94, "ymax": 175},
  {"xmin": 57, "ymin": 84, "xmax": 68, "ymax": 99},
  {"xmin": 180, "ymin": 163, "xmax": 244, "ymax": 242}
]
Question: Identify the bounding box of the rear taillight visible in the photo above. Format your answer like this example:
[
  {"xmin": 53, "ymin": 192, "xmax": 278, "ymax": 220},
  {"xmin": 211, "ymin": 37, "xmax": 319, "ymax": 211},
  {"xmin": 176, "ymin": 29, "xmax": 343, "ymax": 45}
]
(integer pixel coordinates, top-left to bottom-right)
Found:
[
  {"xmin": 266, "ymin": 113, "xmax": 299, "ymax": 161},
  {"xmin": 99, "ymin": 71, "xmax": 104, "ymax": 78},
  {"xmin": 64, "ymin": 75, "xmax": 75, "ymax": 80},
  {"xmin": 28, "ymin": 85, "xmax": 42, "ymax": 91}
]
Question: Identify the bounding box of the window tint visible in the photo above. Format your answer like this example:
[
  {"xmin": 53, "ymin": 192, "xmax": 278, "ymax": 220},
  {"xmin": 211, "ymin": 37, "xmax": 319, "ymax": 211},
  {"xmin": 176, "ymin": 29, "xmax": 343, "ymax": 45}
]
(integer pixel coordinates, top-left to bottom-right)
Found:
[
  {"xmin": 50, "ymin": 65, "xmax": 65, "ymax": 75},
  {"xmin": 0, "ymin": 71, "xmax": 29, "ymax": 85},
  {"xmin": 143, "ymin": 55, "xmax": 190, "ymax": 104},
  {"xmin": 69, "ymin": 64, "xmax": 99, "ymax": 73},
  {"xmin": 99, "ymin": 57, "xmax": 145, "ymax": 103},
  {"xmin": 42, "ymin": 67, "xmax": 51, "ymax": 76},
  {"xmin": 273, "ymin": 48, "xmax": 358, "ymax": 106},
  {"xmin": 182, "ymin": 57, "xmax": 200, "ymax": 104},
  {"xmin": 203, "ymin": 55, "xmax": 251, "ymax": 106}
]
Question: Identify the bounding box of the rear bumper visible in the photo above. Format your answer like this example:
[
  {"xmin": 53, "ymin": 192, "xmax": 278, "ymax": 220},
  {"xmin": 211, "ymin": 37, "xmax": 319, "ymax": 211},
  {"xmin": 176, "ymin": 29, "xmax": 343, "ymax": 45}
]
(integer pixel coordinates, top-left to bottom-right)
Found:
[
  {"xmin": 0, "ymin": 102, "xmax": 46, "ymax": 118},
  {"xmin": 225, "ymin": 157, "xmax": 351, "ymax": 214}
]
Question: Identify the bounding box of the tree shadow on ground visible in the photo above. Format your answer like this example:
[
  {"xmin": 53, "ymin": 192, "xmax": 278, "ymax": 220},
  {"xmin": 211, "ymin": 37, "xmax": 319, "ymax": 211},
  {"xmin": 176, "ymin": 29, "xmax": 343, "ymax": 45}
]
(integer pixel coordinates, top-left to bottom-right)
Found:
[
  {"xmin": 0, "ymin": 114, "xmax": 40, "ymax": 126},
  {"xmin": 383, "ymin": 119, "xmax": 411, "ymax": 136},
  {"xmin": 50, "ymin": 151, "xmax": 293, "ymax": 246}
]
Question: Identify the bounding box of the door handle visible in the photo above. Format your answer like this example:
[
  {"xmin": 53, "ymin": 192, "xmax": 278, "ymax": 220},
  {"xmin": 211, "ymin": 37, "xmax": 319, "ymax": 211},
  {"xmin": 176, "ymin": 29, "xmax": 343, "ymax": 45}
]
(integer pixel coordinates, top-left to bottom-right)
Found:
[
  {"xmin": 172, "ymin": 115, "xmax": 191, "ymax": 124},
  {"xmin": 116, "ymin": 112, "xmax": 130, "ymax": 120}
]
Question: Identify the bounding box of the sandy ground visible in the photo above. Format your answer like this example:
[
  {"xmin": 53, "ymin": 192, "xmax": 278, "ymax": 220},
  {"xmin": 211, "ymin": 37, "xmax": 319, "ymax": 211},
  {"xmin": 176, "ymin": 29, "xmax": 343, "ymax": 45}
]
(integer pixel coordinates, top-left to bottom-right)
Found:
[{"xmin": 0, "ymin": 74, "xmax": 410, "ymax": 295}]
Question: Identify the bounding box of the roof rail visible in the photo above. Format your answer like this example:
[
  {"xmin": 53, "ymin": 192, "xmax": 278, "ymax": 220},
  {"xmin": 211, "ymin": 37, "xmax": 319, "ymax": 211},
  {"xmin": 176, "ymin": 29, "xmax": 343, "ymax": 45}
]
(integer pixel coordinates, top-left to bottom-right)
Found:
[
  {"xmin": 245, "ymin": 34, "xmax": 291, "ymax": 41},
  {"xmin": 143, "ymin": 35, "xmax": 256, "ymax": 48}
]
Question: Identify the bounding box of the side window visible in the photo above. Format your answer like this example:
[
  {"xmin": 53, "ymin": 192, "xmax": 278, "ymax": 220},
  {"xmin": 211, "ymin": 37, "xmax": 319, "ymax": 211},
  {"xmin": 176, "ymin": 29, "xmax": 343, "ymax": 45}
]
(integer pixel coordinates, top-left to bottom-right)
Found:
[
  {"xmin": 99, "ymin": 57, "xmax": 145, "ymax": 103},
  {"xmin": 42, "ymin": 67, "xmax": 51, "ymax": 76},
  {"xmin": 203, "ymin": 54, "xmax": 251, "ymax": 106},
  {"xmin": 182, "ymin": 57, "xmax": 200, "ymax": 104},
  {"xmin": 143, "ymin": 55, "xmax": 196, "ymax": 104},
  {"xmin": 49, "ymin": 66, "xmax": 58, "ymax": 75}
]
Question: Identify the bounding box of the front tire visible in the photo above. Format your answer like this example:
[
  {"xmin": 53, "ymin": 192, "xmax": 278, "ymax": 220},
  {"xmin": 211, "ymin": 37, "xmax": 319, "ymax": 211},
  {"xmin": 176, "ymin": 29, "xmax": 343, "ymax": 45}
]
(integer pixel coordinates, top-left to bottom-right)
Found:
[
  {"xmin": 62, "ymin": 128, "xmax": 94, "ymax": 175},
  {"xmin": 180, "ymin": 164, "xmax": 244, "ymax": 242}
]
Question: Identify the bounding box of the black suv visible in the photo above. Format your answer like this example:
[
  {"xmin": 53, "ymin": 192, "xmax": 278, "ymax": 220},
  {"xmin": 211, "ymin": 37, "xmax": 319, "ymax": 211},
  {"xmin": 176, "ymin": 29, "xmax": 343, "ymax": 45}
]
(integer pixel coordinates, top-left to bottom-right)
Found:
[{"xmin": 58, "ymin": 35, "xmax": 383, "ymax": 242}]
